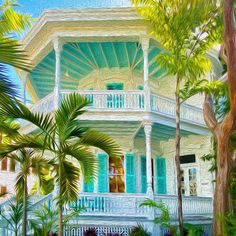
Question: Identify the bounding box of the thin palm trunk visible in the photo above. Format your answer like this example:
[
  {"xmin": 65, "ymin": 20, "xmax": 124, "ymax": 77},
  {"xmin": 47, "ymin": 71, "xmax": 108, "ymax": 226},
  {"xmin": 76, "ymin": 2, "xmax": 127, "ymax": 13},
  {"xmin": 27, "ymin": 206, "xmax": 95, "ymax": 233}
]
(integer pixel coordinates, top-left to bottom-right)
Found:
[
  {"xmin": 58, "ymin": 158, "xmax": 63, "ymax": 236},
  {"xmin": 58, "ymin": 201, "xmax": 63, "ymax": 236},
  {"xmin": 22, "ymin": 176, "xmax": 27, "ymax": 236},
  {"xmin": 175, "ymin": 75, "xmax": 184, "ymax": 235}
]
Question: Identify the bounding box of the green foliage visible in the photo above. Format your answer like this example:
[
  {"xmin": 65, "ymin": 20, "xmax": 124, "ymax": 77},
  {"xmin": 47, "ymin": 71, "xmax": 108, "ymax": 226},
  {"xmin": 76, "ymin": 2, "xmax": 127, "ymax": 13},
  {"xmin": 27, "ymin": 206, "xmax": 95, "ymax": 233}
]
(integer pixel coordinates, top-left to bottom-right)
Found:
[
  {"xmin": 184, "ymin": 224, "xmax": 203, "ymax": 236},
  {"xmin": 0, "ymin": 0, "xmax": 32, "ymax": 98},
  {"xmin": 140, "ymin": 199, "xmax": 171, "ymax": 229},
  {"xmin": 129, "ymin": 224, "xmax": 151, "ymax": 236},
  {"xmin": 0, "ymin": 93, "xmax": 122, "ymax": 233},
  {"xmin": 0, "ymin": 200, "xmax": 23, "ymax": 236},
  {"xmin": 201, "ymin": 138, "xmax": 217, "ymax": 173},
  {"xmin": 29, "ymin": 204, "xmax": 83, "ymax": 236},
  {"xmin": 133, "ymin": 0, "xmax": 222, "ymax": 79},
  {"xmin": 222, "ymin": 213, "xmax": 236, "ymax": 236}
]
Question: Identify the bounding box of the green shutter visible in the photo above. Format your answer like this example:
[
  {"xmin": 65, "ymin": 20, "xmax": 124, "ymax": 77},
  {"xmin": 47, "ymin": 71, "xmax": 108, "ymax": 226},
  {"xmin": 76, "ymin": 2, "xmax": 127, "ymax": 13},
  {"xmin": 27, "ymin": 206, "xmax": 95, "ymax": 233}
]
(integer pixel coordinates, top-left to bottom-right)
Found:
[
  {"xmin": 125, "ymin": 154, "xmax": 136, "ymax": 193},
  {"xmin": 98, "ymin": 153, "xmax": 108, "ymax": 193},
  {"xmin": 155, "ymin": 157, "xmax": 167, "ymax": 194},
  {"xmin": 83, "ymin": 178, "xmax": 94, "ymax": 193},
  {"xmin": 140, "ymin": 156, "xmax": 147, "ymax": 193}
]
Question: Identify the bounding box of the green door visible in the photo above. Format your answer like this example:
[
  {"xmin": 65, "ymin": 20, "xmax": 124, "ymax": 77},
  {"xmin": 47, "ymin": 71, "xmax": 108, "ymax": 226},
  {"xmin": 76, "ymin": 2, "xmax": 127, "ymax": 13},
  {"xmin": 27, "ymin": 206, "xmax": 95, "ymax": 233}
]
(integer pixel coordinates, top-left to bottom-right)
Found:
[
  {"xmin": 140, "ymin": 155, "xmax": 147, "ymax": 193},
  {"xmin": 106, "ymin": 83, "xmax": 124, "ymax": 108},
  {"xmin": 98, "ymin": 153, "xmax": 108, "ymax": 193},
  {"xmin": 155, "ymin": 157, "xmax": 167, "ymax": 194},
  {"xmin": 125, "ymin": 154, "xmax": 136, "ymax": 193}
]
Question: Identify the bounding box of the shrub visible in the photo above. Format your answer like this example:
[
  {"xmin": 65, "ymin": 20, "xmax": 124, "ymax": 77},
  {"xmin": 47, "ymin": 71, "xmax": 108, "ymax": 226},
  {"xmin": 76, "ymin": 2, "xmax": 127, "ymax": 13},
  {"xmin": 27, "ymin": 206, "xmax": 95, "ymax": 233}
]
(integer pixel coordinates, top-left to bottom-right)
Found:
[
  {"xmin": 129, "ymin": 224, "xmax": 151, "ymax": 236},
  {"xmin": 184, "ymin": 224, "xmax": 203, "ymax": 236},
  {"xmin": 83, "ymin": 228, "xmax": 97, "ymax": 236}
]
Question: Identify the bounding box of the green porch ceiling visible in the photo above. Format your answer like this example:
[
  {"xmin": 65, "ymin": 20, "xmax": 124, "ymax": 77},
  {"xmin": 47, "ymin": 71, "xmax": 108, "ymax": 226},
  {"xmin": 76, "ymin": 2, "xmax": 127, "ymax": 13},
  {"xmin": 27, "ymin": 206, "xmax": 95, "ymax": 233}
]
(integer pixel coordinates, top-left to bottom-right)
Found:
[
  {"xmin": 30, "ymin": 41, "xmax": 165, "ymax": 99},
  {"xmin": 136, "ymin": 123, "xmax": 195, "ymax": 141}
]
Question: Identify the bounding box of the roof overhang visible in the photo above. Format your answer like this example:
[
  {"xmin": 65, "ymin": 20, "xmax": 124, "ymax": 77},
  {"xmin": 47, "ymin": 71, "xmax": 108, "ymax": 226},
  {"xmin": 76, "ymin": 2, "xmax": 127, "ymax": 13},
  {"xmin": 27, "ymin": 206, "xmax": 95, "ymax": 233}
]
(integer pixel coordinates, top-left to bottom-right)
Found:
[{"xmin": 22, "ymin": 8, "xmax": 150, "ymax": 66}]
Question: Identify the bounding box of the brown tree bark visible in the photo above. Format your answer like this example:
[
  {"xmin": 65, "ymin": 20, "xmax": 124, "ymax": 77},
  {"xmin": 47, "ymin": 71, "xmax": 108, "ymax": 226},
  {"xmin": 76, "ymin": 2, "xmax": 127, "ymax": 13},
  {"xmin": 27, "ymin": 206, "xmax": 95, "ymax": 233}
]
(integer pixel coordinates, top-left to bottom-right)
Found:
[
  {"xmin": 203, "ymin": 98, "xmax": 234, "ymax": 236},
  {"xmin": 201, "ymin": 1, "xmax": 236, "ymax": 235},
  {"xmin": 175, "ymin": 75, "xmax": 184, "ymax": 236}
]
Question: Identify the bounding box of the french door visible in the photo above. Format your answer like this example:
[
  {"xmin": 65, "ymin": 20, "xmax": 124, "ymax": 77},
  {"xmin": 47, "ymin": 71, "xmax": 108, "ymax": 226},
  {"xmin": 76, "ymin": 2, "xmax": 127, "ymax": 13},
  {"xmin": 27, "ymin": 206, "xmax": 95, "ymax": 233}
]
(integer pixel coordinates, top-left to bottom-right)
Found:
[{"xmin": 180, "ymin": 166, "xmax": 198, "ymax": 196}]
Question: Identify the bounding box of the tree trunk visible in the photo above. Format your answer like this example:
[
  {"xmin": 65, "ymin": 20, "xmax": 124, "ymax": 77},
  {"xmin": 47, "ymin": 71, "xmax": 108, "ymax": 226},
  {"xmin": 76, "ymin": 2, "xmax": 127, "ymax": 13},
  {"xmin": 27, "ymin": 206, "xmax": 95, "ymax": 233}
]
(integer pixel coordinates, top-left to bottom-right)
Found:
[
  {"xmin": 58, "ymin": 202, "xmax": 63, "ymax": 236},
  {"xmin": 213, "ymin": 132, "xmax": 231, "ymax": 235},
  {"xmin": 58, "ymin": 158, "xmax": 63, "ymax": 236},
  {"xmin": 22, "ymin": 176, "xmax": 27, "ymax": 236},
  {"xmin": 175, "ymin": 75, "xmax": 184, "ymax": 236}
]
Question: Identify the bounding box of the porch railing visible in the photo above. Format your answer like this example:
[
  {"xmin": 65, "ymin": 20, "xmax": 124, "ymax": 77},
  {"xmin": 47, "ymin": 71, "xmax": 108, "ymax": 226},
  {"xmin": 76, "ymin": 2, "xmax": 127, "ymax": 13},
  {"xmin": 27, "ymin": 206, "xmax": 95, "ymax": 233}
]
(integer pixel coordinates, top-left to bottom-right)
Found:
[
  {"xmin": 64, "ymin": 193, "xmax": 212, "ymax": 218},
  {"xmin": 27, "ymin": 90, "xmax": 204, "ymax": 125}
]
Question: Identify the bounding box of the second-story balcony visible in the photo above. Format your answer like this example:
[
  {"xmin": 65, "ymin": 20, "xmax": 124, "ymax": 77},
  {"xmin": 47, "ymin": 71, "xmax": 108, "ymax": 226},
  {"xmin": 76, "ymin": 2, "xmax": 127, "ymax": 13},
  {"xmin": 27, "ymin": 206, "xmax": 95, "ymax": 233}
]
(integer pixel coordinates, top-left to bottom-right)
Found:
[{"xmin": 29, "ymin": 90, "xmax": 205, "ymax": 126}]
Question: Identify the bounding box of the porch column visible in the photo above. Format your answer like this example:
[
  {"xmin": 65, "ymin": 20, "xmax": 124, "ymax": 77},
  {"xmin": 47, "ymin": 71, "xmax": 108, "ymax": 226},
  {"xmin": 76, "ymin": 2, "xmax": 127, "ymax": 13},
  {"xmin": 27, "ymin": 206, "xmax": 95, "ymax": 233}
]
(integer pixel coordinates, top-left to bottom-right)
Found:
[
  {"xmin": 53, "ymin": 38, "xmax": 63, "ymax": 109},
  {"xmin": 144, "ymin": 122, "xmax": 153, "ymax": 196},
  {"xmin": 141, "ymin": 37, "xmax": 151, "ymax": 111},
  {"xmin": 21, "ymin": 71, "xmax": 28, "ymax": 105}
]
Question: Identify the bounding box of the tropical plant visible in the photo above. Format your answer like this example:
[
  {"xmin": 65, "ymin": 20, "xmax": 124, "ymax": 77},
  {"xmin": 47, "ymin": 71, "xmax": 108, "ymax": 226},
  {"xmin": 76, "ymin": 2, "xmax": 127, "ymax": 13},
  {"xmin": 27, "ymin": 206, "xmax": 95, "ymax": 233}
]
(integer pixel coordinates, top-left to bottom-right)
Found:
[
  {"xmin": 0, "ymin": 200, "xmax": 23, "ymax": 236},
  {"xmin": 0, "ymin": 93, "xmax": 121, "ymax": 236},
  {"xmin": 129, "ymin": 224, "xmax": 150, "ymax": 236},
  {"xmin": 0, "ymin": 0, "xmax": 31, "ymax": 98},
  {"xmin": 4, "ymin": 149, "xmax": 51, "ymax": 236},
  {"xmin": 184, "ymin": 224, "xmax": 203, "ymax": 236},
  {"xmin": 133, "ymin": 1, "xmax": 222, "ymax": 234},
  {"xmin": 30, "ymin": 204, "xmax": 82, "ymax": 236},
  {"xmin": 140, "ymin": 199, "xmax": 177, "ymax": 235}
]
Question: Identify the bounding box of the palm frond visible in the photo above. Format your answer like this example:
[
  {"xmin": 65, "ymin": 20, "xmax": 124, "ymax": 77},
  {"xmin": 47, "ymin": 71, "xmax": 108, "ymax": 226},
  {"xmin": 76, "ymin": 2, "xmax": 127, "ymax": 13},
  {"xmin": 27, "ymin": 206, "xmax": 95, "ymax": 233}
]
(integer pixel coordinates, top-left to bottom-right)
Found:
[
  {"xmin": 0, "ymin": 37, "xmax": 31, "ymax": 71},
  {"xmin": 0, "ymin": 118, "xmax": 19, "ymax": 137},
  {"xmin": 0, "ymin": 134, "xmax": 54, "ymax": 158},
  {"xmin": 58, "ymin": 160, "xmax": 81, "ymax": 203},
  {"xmin": 0, "ymin": 1, "xmax": 31, "ymax": 36},
  {"xmin": 62, "ymin": 144, "xmax": 98, "ymax": 182},
  {"xmin": 15, "ymin": 171, "xmax": 24, "ymax": 200},
  {"xmin": 0, "ymin": 94, "xmax": 56, "ymax": 141},
  {"xmin": 55, "ymin": 93, "xmax": 90, "ymax": 142},
  {"xmin": 0, "ymin": 64, "xmax": 19, "ymax": 97},
  {"xmin": 78, "ymin": 130, "xmax": 122, "ymax": 161}
]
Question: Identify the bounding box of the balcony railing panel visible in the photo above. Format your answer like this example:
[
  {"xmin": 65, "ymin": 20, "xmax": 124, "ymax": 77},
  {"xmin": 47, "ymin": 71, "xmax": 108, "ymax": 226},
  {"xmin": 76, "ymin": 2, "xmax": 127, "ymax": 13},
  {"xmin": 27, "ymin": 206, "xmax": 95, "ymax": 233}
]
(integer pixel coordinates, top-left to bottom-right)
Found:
[
  {"xmin": 61, "ymin": 90, "xmax": 145, "ymax": 111},
  {"xmin": 65, "ymin": 193, "xmax": 149, "ymax": 217},
  {"xmin": 151, "ymin": 94, "xmax": 205, "ymax": 124},
  {"xmin": 26, "ymin": 90, "xmax": 205, "ymax": 125},
  {"xmin": 154, "ymin": 195, "xmax": 212, "ymax": 217}
]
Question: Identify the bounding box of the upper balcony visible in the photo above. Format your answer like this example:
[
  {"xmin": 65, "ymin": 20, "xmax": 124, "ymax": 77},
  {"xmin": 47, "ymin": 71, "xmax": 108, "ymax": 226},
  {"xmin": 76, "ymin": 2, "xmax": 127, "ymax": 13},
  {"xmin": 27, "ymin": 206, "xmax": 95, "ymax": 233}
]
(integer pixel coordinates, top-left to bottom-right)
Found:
[{"xmin": 24, "ymin": 89, "xmax": 207, "ymax": 135}]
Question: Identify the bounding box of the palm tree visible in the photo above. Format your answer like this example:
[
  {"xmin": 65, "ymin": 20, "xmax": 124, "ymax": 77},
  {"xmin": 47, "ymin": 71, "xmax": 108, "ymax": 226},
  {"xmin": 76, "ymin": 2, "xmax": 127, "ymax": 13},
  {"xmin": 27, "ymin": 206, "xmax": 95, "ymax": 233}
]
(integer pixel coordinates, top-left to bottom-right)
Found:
[
  {"xmin": 0, "ymin": 0, "xmax": 31, "ymax": 98},
  {"xmin": 0, "ymin": 93, "xmax": 122, "ymax": 236},
  {"xmin": 0, "ymin": 200, "xmax": 23, "ymax": 236},
  {"xmin": 6, "ymin": 149, "xmax": 50, "ymax": 236},
  {"xmin": 132, "ymin": 1, "xmax": 221, "ymax": 234}
]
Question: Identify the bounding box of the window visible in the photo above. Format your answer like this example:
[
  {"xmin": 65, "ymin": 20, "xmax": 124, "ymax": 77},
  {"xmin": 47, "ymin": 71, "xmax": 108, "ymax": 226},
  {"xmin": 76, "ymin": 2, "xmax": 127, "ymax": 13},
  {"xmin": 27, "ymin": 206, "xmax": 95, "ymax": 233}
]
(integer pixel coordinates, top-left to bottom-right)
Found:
[
  {"xmin": 109, "ymin": 156, "xmax": 125, "ymax": 193},
  {"xmin": 10, "ymin": 159, "xmax": 15, "ymax": 172},
  {"xmin": 1, "ymin": 158, "xmax": 7, "ymax": 171},
  {"xmin": 106, "ymin": 83, "xmax": 124, "ymax": 90},
  {"xmin": 106, "ymin": 83, "xmax": 124, "ymax": 108},
  {"xmin": 1, "ymin": 186, "xmax": 7, "ymax": 194},
  {"xmin": 180, "ymin": 154, "xmax": 196, "ymax": 164},
  {"xmin": 189, "ymin": 168, "xmax": 197, "ymax": 196}
]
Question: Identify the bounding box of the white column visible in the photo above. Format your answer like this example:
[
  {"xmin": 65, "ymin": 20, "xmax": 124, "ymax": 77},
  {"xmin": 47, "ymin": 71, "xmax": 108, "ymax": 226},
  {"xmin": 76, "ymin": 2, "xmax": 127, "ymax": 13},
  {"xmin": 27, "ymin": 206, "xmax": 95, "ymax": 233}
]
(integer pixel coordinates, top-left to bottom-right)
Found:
[
  {"xmin": 141, "ymin": 37, "xmax": 151, "ymax": 111},
  {"xmin": 144, "ymin": 122, "xmax": 153, "ymax": 196},
  {"xmin": 21, "ymin": 71, "xmax": 28, "ymax": 105},
  {"xmin": 53, "ymin": 38, "xmax": 63, "ymax": 109}
]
